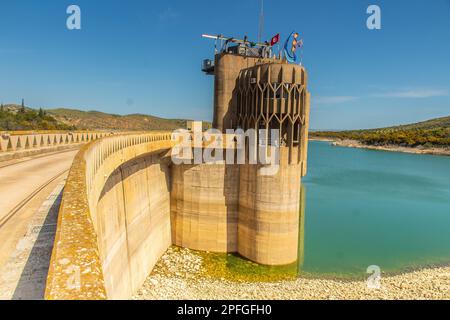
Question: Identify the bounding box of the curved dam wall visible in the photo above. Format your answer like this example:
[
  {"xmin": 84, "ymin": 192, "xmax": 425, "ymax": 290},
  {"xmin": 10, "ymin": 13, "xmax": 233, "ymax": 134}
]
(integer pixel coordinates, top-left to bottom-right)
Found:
[
  {"xmin": 45, "ymin": 133, "xmax": 174, "ymax": 300},
  {"xmin": 45, "ymin": 134, "xmax": 306, "ymax": 299},
  {"xmin": 94, "ymin": 153, "xmax": 171, "ymax": 299}
]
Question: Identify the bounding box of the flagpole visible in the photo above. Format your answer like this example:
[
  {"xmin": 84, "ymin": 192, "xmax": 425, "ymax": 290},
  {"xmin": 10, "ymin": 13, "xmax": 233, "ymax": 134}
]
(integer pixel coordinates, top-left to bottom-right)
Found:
[
  {"xmin": 299, "ymin": 39, "xmax": 304, "ymax": 65},
  {"xmin": 258, "ymin": 0, "xmax": 264, "ymax": 44}
]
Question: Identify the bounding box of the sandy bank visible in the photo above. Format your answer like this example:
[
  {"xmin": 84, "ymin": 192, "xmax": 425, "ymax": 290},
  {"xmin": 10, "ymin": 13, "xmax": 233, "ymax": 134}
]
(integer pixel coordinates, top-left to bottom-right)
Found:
[
  {"xmin": 309, "ymin": 138, "xmax": 450, "ymax": 156},
  {"xmin": 133, "ymin": 247, "xmax": 450, "ymax": 300}
]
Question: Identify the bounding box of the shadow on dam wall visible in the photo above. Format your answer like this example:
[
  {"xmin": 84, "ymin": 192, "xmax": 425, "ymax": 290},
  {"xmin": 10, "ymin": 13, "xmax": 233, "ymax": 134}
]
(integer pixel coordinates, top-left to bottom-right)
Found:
[{"xmin": 95, "ymin": 152, "xmax": 172, "ymax": 299}]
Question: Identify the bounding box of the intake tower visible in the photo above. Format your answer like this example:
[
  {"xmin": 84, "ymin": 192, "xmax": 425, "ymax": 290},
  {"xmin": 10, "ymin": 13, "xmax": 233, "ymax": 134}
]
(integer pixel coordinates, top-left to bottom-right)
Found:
[{"xmin": 172, "ymin": 35, "xmax": 311, "ymax": 265}]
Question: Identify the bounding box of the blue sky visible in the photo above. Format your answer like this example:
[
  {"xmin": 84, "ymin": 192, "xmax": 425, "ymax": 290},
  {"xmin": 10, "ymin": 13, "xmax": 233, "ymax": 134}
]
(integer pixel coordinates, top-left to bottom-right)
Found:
[{"xmin": 0, "ymin": 0, "xmax": 449, "ymax": 130}]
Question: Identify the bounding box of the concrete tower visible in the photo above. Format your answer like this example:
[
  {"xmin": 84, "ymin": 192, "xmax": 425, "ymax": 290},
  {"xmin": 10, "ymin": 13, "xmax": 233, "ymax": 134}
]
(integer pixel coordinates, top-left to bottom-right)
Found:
[
  {"xmin": 171, "ymin": 38, "xmax": 311, "ymax": 265},
  {"xmin": 212, "ymin": 53, "xmax": 279, "ymax": 131}
]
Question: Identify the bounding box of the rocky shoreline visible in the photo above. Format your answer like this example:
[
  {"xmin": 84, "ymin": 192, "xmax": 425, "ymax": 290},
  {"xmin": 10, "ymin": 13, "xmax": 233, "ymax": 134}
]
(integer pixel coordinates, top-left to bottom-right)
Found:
[
  {"xmin": 133, "ymin": 247, "xmax": 450, "ymax": 300},
  {"xmin": 310, "ymin": 138, "xmax": 450, "ymax": 156}
]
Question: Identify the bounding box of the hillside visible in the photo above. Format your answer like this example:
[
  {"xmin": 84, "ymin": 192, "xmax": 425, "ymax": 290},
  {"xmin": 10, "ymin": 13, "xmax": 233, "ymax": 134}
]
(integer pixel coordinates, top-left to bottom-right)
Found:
[
  {"xmin": 385, "ymin": 116, "xmax": 450, "ymax": 131},
  {"xmin": 311, "ymin": 116, "xmax": 450, "ymax": 148},
  {"xmin": 46, "ymin": 108, "xmax": 191, "ymax": 131},
  {"xmin": 0, "ymin": 104, "xmax": 75, "ymax": 131},
  {"xmin": 1, "ymin": 104, "xmax": 210, "ymax": 132},
  {"xmin": 48, "ymin": 108, "xmax": 214, "ymax": 131}
]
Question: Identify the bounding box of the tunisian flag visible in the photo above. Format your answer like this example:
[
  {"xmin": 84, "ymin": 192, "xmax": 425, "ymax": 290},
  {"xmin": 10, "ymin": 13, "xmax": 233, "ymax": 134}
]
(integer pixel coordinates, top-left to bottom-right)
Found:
[{"xmin": 270, "ymin": 33, "xmax": 280, "ymax": 46}]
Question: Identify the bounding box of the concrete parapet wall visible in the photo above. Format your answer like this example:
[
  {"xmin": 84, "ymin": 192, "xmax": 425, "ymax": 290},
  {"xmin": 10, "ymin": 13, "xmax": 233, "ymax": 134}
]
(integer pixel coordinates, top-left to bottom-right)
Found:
[
  {"xmin": 0, "ymin": 131, "xmax": 110, "ymax": 162},
  {"xmin": 45, "ymin": 132, "xmax": 173, "ymax": 300},
  {"xmin": 0, "ymin": 132, "xmax": 108, "ymax": 153}
]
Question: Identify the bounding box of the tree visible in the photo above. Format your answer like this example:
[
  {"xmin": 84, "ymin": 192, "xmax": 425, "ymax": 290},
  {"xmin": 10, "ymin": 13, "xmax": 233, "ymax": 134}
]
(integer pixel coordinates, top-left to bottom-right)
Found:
[
  {"xmin": 21, "ymin": 99, "xmax": 26, "ymax": 113},
  {"xmin": 0, "ymin": 103, "xmax": 4, "ymax": 113},
  {"xmin": 38, "ymin": 108, "xmax": 45, "ymax": 118}
]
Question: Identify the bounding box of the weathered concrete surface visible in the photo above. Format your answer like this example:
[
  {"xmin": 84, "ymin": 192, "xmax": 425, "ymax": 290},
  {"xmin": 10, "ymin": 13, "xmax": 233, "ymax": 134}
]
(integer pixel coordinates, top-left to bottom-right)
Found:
[
  {"xmin": 45, "ymin": 133, "xmax": 174, "ymax": 300},
  {"xmin": 45, "ymin": 144, "xmax": 108, "ymax": 300},
  {"xmin": 96, "ymin": 154, "xmax": 172, "ymax": 299},
  {"xmin": 171, "ymin": 164, "xmax": 240, "ymax": 252},
  {"xmin": 0, "ymin": 182, "xmax": 65, "ymax": 300},
  {"xmin": 171, "ymin": 148, "xmax": 302, "ymax": 265},
  {"xmin": 213, "ymin": 54, "xmax": 280, "ymax": 131},
  {"xmin": 238, "ymin": 159, "xmax": 302, "ymax": 265}
]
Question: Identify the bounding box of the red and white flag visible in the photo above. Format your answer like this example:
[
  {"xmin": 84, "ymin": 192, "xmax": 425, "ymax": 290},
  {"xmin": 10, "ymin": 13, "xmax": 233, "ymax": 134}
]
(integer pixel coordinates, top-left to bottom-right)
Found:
[{"xmin": 270, "ymin": 33, "xmax": 280, "ymax": 46}]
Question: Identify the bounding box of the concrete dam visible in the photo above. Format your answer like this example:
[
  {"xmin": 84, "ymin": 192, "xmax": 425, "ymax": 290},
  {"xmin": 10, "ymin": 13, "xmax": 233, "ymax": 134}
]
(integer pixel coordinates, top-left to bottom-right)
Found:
[{"xmin": 45, "ymin": 47, "xmax": 311, "ymax": 299}]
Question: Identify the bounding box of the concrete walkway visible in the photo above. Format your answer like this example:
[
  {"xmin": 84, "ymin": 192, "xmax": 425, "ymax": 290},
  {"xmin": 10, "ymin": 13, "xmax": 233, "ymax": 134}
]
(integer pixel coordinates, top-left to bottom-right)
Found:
[
  {"xmin": 0, "ymin": 182, "xmax": 64, "ymax": 299},
  {"xmin": 0, "ymin": 150, "xmax": 78, "ymax": 300},
  {"xmin": 0, "ymin": 150, "xmax": 77, "ymax": 223}
]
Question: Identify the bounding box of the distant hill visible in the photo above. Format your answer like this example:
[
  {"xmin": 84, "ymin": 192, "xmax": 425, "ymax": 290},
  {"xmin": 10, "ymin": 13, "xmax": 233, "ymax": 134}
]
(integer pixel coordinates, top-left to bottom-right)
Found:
[
  {"xmin": 47, "ymin": 108, "xmax": 192, "ymax": 131},
  {"xmin": 1, "ymin": 104, "xmax": 210, "ymax": 132},
  {"xmin": 311, "ymin": 116, "xmax": 450, "ymax": 148},
  {"xmin": 383, "ymin": 116, "xmax": 450, "ymax": 131},
  {"xmin": 0, "ymin": 104, "xmax": 75, "ymax": 131}
]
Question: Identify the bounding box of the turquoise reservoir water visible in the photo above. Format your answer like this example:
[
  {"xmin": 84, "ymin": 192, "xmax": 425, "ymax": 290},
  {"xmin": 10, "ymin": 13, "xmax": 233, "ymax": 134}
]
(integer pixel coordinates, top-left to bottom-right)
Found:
[{"xmin": 301, "ymin": 141, "xmax": 450, "ymax": 277}]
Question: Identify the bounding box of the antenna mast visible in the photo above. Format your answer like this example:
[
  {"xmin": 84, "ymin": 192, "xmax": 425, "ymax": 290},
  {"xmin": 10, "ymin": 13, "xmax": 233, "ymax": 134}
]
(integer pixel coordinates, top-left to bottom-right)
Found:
[{"xmin": 257, "ymin": 0, "xmax": 264, "ymax": 43}]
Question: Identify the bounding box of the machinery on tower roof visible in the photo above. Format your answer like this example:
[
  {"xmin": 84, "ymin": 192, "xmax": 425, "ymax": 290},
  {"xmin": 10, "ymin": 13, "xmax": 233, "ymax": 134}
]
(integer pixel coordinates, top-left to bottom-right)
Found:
[
  {"xmin": 201, "ymin": 32, "xmax": 303, "ymax": 75},
  {"xmin": 201, "ymin": 34, "xmax": 277, "ymax": 75}
]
